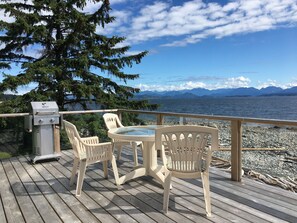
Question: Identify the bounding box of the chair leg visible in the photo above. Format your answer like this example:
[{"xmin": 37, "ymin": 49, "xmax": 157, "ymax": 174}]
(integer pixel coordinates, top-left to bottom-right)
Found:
[
  {"xmin": 201, "ymin": 172, "xmax": 211, "ymax": 217},
  {"xmin": 110, "ymin": 155, "xmax": 120, "ymax": 186},
  {"xmin": 140, "ymin": 143, "xmax": 144, "ymax": 156},
  {"xmin": 70, "ymin": 157, "xmax": 79, "ymax": 186},
  {"xmin": 163, "ymin": 171, "xmax": 172, "ymax": 214},
  {"xmin": 76, "ymin": 160, "xmax": 87, "ymax": 196},
  {"xmin": 132, "ymin": 142, "xmax": 139, "ymax": 167},
  {"xmin": 103, "ymin": 160, "xmax": 108, "ymax": 179}
]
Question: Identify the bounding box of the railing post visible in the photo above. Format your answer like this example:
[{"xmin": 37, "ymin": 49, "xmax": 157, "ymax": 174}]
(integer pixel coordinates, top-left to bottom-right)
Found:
[
  {"xmin": 231, "ymin": 120, "xmax": 242, "ymax": 181},
  {"xmin": 54, "ymin": 125, "xmax": 61, "ymax": 154},
  {"xmin": 156, "ymin": 114, "xmax": 164, "ymax": 125},
  {"xmin": 179, "ymin": 117, "xmax": 186, "ymax": 125},
  {"xmin": 156, "ymin": 114, "xmax": 164, "ymax": 157}
]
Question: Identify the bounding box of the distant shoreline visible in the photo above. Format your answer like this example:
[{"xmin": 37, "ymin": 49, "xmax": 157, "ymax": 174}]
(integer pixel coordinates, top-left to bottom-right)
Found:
[
  {"xmin": 136, "ymin": 94, "xmax": 297, "ymax": 100},
  {"xmin": 136, "ymin": 86, "xmax": 297, "ymax": 99}
]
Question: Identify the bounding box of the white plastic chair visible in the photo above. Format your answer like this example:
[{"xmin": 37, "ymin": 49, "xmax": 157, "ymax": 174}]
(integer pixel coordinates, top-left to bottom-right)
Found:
[
  {"xmin": 155, "ymin": 125, "xmax": 219, "ymax": 217},
  {"xmin": 103, "ymin": 113, "xmax": 143, "ymax": 166},
  {"xmin": 63, "ymin": 120, "xmax": 120, "ymax": 196}
]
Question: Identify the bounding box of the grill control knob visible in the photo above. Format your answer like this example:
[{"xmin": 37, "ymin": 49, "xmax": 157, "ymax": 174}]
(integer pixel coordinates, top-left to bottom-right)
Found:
[
  {"xmin": 50, "ymin": 118, "xmax": 55, "ymax": 123},
  {"xmin": 39, "ymin": 119, "xmax": 43, "ymax": 123}
]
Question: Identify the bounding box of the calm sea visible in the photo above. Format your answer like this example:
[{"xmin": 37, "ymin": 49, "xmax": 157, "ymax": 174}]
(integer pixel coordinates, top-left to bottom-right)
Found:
[{"xmin": 147, "ymin": 96, "xmax": 297, "ymax": 121}]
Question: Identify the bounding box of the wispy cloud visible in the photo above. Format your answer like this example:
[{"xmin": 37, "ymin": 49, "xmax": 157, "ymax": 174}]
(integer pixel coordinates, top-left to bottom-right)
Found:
[
  {"xmin": 257, "ymin": 79, "xmax": 281, "ymax": 89},
  {"xmin": 137, "ymin": 75, "xmax": 297, "ymax": 91},
  {"xmin": 169, "ymin": 75, "xmax": 225, "ymax": 83},
  {"xmin": 211, "ymin": 76, "xmax": 251, "ymax": 89},
  {"xmin": 136, "ymin": 76, "xmax": 252, "ymax": 91},
  {"xmin": 3, "ymin": 0, "xmax": 296, "ymax": 47},
  {"xmin": 257, "ymin": 77, "xmax": 297, "ymax": 89},
  {"xmin": 4, "ymin": 83, "xmax": 37, "ymax": 95},
  {"xmin": 104, "ymin": 0, "xmax": 297, "ymax": 47},
  {"xmin": 137, "ymin": 81, "xmax": 206, "ymax": 91}
]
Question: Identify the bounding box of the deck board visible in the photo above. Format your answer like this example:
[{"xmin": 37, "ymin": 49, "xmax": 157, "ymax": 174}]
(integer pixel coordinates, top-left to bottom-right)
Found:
[
  {"xmin": 62, "ymin": 150, "xmax": 214, "ymax": 223},
  {"xmin": 6, "ymin": 158, "xmax": 45, "ymax": 223},
  {"xmin": 0, "ymin": 193, "xmax": 6, "ymax": 223},
  {"xmin": 46, "ymin": 158, "xmax": 131, "ymax": 223},
  {"xmin": 207, "ymin": 171, "xmax": 297, "ymax": 222},
  {"xmin": 17, "ymin": 156, "xmax": 82, "ymax": 223},
  {"xmin": 0, "ymin": 161, "xmax": 25, "ymax": 223},
  {"xmin": 61, "ymin": 150, "xmax": 174, "ymax": 223},
  {"xmin": 211, "ymin": 170, "xmax": 297, "ymax": 222},
  {"xmin": 29, "ymin": 157, "xmax": 104, "ymax": 223},
  {"xmin": 0, "ymin": 149, "xmax": 296, "ymax": 223}
]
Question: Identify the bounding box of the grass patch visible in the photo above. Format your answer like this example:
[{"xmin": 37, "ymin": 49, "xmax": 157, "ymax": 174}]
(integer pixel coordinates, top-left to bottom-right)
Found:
[{"xmin": 0, "ymin": 152, "xmax": 12, "ymax": 159}]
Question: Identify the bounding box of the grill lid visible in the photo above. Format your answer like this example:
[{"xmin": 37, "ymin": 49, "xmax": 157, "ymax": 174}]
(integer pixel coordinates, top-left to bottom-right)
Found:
[{"xmin": 30, "ymin": 101, "xmax": 59, "ymax": 116}]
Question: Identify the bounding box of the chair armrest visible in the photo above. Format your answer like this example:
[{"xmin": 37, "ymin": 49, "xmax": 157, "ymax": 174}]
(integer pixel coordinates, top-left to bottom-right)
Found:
[
  {"xmin": 81, "ymin": 136, "xmax": 99, "ymax": 144},
  {"xmin": 79, "ymin": 141, "xmax": 113, "ymax": 160}
]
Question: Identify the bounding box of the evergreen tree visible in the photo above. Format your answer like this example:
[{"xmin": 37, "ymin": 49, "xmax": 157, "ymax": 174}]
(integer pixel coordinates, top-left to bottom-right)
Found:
[{"xmin": 0, "ymin": 0, "xmax": 156, "ymax": 111}]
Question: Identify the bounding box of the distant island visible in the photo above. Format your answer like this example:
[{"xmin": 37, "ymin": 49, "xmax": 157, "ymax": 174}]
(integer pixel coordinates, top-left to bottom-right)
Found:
[{"xmin": 136, "ymin": 86, "xmax": 297, "ymax": 99}]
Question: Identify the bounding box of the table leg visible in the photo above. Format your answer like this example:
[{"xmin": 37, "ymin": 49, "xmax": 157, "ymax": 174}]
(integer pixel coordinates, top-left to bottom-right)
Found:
[
  {"xmin": 146, "ymin": 141, "xmax": 165, "ymax": 187},
  {"xmin": 117, "ymin": 141, "xmax": 151, "ymax": 185},
  {"xmin": 118, "ymin": 167, "xmax": 146, "ymax": 185},
  {"xmin": 116, "ymin": 140, "xmax": 165, "ymax": 186}
]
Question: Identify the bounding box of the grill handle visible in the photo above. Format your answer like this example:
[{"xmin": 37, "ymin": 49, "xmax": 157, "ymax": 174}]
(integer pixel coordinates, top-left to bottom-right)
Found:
[{"xmin": 35, "ymin": 111, "xmax": 56, "ymax": 115}]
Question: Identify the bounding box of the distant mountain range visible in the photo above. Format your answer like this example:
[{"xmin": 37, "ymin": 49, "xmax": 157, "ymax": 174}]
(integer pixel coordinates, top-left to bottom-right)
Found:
[
  {"xmin": 136, "ymin": 86, "xmax": 297, "ymax": 99},
  {"xmin": 2, "ymin": 86, "xmax": 297, "ymax": 101}
]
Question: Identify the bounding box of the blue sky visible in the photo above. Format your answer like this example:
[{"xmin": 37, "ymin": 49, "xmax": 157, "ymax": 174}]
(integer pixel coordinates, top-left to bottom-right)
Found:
[
  {"xmin": 1, "ymin": 0, "xmax": 297, "ymax": 93},
  {"xmin": 104, "ymin": 0, "xmax": 297, "ymax": 91}
]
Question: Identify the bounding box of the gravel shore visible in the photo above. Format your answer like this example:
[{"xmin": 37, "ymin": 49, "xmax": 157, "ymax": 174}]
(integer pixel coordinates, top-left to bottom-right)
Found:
[
  {"xmin": 190, "ymin": 120, "xmax": 297, "ymax": 180},
  {"xmin": 149, "ymin": 119, "xmax": 297, "ymax": 181}
]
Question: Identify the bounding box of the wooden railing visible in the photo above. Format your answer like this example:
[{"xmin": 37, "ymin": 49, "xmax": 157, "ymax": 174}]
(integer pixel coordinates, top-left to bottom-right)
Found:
[
  {"xmin": 1, "ymin": 108, "xmax": 297, "ymax": 182},
  {"xmin": 118, "ymin": 109, "xmax": 297, "ymax": 182}
]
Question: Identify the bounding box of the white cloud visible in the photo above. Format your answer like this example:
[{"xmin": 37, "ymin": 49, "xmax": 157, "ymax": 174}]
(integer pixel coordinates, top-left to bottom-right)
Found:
[
  {"xmin": 124, "ymin": 50, "xmax": 144, "ymax": 56},
  {"xmin": 96, "ymin": 9, "xmax": 131, "ymax": 34},
  {"xmin": 103, "ymin": 0, "xmax": 297, "ymax": 47},
  {"xmin": 22, "ymin": 46, "xmax": 43, "ymax": 58},
  {"xmin": 256, "ymin": 77, "xmax": 297, "ymax": 89},
  {"xmin": 207, "ymin": 76, "xmax": 251, "ymax": 89},
  {"xmin": 0, "ymin": 0, "xmax": 33, "ymax": 22},
  {"xmin": 4, "ymin": 0, "xmax": 296, "ymax": 48},
  {"xmin": 76, "ymin": 0, "xmax": 129, "ymax": 14},
  {"xmin": 137, "ymin": 81, "xmax": 206, "ymax": 92},
  {"xmin": 257, "ymin": 79, "xmax": 280, "ymax": 89},
  {"xmin": 137, "ymin": 76, "xmax": 297, "ymax": 92},
  {"xmin": 0, "ymin": 9, "xmax": 16, "ymax": 23},
  {"xmin": 136, "ymin": 76, "xmax": 251, "ymax": 91},
  {"xmin": 3, "ymin": 0, "xmax": 297, "ymax": 47},
  {"xmin": 283, "ymin": 78, "xmax": 297, "ymax": 89},
  {"xmin": 110, "ymin": 0, "xmax": 127, "ymax": 5},
  {"xmin": 4, "ymin": 83, "xmax": 37, "ymax": 95},
  {"xmin": 0, "ymin": 43, "xmax": 5, "ymax": 50}
]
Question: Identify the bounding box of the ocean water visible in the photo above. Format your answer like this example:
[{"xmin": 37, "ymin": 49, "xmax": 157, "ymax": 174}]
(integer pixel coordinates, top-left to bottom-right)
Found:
[{"xmin": 147, "ymin": 96, "xmax": 297, "ymax": 121}]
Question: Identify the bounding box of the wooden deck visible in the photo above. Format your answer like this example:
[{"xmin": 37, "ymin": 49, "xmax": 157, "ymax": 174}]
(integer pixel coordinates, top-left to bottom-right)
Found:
[{"xmin": 0, "ymin": 149, "xmax": 296, "ymax": 223}]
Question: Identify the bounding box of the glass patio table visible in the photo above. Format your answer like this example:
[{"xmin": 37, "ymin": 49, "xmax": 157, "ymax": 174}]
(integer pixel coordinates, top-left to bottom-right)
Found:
[{"xmin": 108, "ymin": 125, "xmax": 165, "ymax": 186}]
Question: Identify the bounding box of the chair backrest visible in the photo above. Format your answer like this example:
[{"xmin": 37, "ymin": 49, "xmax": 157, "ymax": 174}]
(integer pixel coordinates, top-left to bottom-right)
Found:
[
  {"xmin": 63, "ymin": 120, "xmax": 82, "ymax": 158},
  {"xmin": 103, "ymin": 113, "xmax": 124, "ymax": 130},
  {"xmin": 155, "ymin": 125, "xmax": 219, "ymax": 173}
]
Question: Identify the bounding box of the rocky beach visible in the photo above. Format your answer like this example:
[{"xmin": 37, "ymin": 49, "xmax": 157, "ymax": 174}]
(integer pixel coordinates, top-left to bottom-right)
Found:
[
  {"xmin": 188, "ymin": 120, "xmax": 297, "ymax": 192},
  {"xmin": 148, "ymin": 119, "xmax": 297, "ymax": 192}
]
